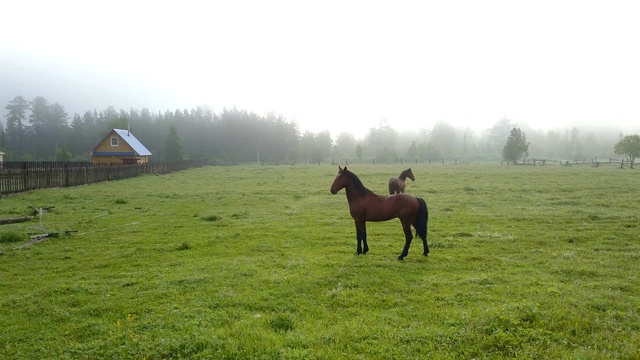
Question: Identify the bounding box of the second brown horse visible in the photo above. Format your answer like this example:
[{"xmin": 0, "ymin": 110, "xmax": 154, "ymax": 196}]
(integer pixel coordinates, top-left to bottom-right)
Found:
[{"xmin": 388, "ymin": 168, "xmax": 415, "ymax": 194}]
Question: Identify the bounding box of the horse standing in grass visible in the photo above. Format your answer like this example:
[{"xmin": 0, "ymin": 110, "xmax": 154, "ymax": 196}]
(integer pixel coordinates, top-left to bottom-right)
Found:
[
  {"xmin": 330, "ymin": 166, "xmax": 429, "ymax": 260},
  {"xmin": 388, "ymin": 168, "xmax": 415, "ymax": 194}
]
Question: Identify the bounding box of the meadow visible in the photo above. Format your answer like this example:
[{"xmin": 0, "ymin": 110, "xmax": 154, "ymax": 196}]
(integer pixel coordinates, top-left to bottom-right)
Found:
[{"xmin": 1, "ymin": 164, "xmax": 639, "ymax": 359}]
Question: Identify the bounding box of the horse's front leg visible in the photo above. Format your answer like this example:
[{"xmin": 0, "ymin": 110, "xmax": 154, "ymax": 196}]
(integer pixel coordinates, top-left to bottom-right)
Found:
[
  {"xmin": 355, "ymin": 220, "xmax": 368, "ymax": 255},
  {"xmin": 398, "ymin": 221, "xmax": 413, "ymax": 260}
]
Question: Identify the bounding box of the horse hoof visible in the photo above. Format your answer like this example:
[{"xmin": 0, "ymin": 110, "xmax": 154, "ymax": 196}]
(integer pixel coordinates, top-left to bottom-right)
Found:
[
  {"xmin": 397, "ymin": 256, "xmax": 404, "ymax": 261},
  {"xmin": 423, "ymin": 253, "xmax": 429, "ymax": 257}
]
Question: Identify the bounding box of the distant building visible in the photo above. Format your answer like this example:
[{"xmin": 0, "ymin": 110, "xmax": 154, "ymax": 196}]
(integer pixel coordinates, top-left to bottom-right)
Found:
[
  {"xmin": 0, "ymin": 151, "xmax": 4, "ymax": 163},
  {"xmin": 91, "ymin": 129, "xmax": 152, "ymax": 164}
]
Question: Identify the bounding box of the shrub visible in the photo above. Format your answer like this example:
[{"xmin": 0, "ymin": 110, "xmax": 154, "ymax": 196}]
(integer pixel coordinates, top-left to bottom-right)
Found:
[
  {"xmin": 176, "ymin": 242, "xmax": 191, "ymax": 251},
  {"xmin": 268, "ymin": 313, "xmax": 294, "ymax": 332},
  {"xmin": 202, "ymin": 214, "xmax": 220, "ymax": 222},
  {"xmin": 0, "ymin": 231, "xmax": 26, "ymax": 243}
]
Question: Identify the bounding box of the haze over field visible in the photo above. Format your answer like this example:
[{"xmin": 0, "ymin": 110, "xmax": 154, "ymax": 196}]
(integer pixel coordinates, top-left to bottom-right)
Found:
[{"xmin": 2, "ymin": 0, "xmax": 639, "ymax": 139}]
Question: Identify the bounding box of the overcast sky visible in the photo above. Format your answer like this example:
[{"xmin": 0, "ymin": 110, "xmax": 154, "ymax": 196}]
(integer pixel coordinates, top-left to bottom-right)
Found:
[{"xmin": 1, "ymin": 0, "xmax": 639, "ymax": 139}]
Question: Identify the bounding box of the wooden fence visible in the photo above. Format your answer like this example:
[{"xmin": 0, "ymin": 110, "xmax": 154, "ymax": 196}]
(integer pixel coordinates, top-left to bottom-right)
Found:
[
  {"xmin": 518, "ymin": 158, "xmax": 625, "ymax": 167},
  {"xmin": 0, "ymin": 160, "xmax": 208, "ymax": 196},
  {"xmin": 328, "ymin": 157, "xmax": 627, "ymax": 167}
]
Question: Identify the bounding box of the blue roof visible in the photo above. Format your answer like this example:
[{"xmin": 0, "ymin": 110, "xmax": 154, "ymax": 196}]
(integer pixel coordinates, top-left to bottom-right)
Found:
[{"xmin": 112, "ymin": 129, "xmax": 152, "ymax": 156}]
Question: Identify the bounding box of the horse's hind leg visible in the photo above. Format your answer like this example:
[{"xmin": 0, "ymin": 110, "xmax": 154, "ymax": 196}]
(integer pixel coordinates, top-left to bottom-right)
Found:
[
  {"xmin": 420, "ymin": 231, "xmax": 429, "ymax": 256},
  {"xmin": 398, "ymin": 222, "xmax": 413, "ymax": 260},
  {"xmin": 414, "ymin": 220, "xmax": 429, "ymax": 256},
  {"xmin": 362, "ymin": 234, "xmax": 369, "ymax": 254},
  {"xmin": 421, "ymin": 213, "xmax": 429, "ymax": 256}
]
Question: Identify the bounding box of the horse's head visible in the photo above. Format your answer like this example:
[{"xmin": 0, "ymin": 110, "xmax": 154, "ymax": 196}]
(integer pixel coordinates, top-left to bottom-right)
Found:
[
  {"xmin": 405, "ymin": 168, "xmax": 415, "ymax": 181},
  {"xmin": 330, "ymin": 166, "xmax": 348, "ymax": 194}
]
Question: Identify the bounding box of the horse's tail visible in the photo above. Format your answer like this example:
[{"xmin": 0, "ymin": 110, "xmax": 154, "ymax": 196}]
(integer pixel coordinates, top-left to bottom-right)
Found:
[{"xmin": 415, "ymin": 197, "xmax": 428, "ymax": 240}]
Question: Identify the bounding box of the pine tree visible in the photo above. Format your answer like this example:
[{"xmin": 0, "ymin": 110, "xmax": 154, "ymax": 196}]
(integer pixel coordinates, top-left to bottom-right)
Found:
[
  {"xmin": 502, "ymin": 128, "xmax": 530, "ymax": 165},
  {"xmin": 4, "ymin": 95, "xmax": 30, "ymax": 159},
  {"xmin": 164, "ymin": 125, "xmax": 185, "ymax": 161}
]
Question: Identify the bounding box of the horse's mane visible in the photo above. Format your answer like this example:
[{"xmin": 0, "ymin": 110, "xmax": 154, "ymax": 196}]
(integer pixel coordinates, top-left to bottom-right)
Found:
[{"xmin": 345, "ymin": 169, "xmax": 374, "ymax": 197}]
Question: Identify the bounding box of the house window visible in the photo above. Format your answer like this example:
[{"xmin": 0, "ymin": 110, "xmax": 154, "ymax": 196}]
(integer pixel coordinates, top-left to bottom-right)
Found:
[{"xmin": 111, "ymin": 137, "xmax": 119, "ymax": 146}]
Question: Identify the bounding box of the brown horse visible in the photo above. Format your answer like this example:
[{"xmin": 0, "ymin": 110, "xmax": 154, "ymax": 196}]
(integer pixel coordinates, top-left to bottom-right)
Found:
[
  {"xmin": 388, "ymin": 168, "xmax": 415, "ymax": 194},
  {"xmin": 330, "ymin": 166, "xmax": 429, "ymax": 260}
]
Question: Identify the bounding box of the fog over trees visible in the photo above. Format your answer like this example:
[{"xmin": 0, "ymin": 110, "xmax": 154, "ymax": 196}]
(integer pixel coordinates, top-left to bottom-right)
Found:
[{"xmin": 0, "ymin": 95, "xmax": 632, "ymax": 164}]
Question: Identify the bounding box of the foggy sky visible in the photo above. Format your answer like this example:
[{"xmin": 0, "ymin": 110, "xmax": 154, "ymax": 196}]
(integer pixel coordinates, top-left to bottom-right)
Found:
[{"xmin": 1, "ymin": 1, "xmax": 639, "ymax": 139}]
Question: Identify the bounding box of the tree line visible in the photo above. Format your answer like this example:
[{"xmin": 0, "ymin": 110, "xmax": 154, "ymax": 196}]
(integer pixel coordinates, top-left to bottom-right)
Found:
[{"xmin": 1, "ymin": 95, "xmax": 637, "ymax": 165}]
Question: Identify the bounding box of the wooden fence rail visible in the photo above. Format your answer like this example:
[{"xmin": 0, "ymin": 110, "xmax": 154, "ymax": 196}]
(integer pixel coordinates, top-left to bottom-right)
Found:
[
  {"xmin": 519, "ymin": 158, "xmax": 624, "ymax": 167},
  {"xmin": 0, "ymin": 160, "xmax": 208, "ymax": 196}
]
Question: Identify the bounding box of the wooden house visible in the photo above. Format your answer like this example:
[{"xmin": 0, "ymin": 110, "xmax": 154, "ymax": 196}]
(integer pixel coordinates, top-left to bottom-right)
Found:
[{"xmin": 91, "ymin": 129, "xmax": 152, "ymax": 164}]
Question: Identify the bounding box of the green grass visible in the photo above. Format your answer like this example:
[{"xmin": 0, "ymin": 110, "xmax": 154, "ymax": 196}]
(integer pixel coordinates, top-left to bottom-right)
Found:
[{"xmin": 1, "ymin": 164, "xmax": 639, "ymax": 359}]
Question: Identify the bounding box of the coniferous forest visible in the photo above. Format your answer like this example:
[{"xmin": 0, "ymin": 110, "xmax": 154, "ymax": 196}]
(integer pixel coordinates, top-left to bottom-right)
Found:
[{"xmin": 0, "ymin": 95, "xmax": 630, "ymax": 164}]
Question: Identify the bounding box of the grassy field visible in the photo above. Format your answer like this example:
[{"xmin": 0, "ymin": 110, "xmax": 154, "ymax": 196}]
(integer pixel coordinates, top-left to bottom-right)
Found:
[{"xmin": 1, "ymin": 164, "xmax": 639, "ymax": 359}]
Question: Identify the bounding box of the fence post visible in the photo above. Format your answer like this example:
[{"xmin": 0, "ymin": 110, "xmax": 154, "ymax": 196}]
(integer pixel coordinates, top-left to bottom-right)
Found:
[
  {"xmin": 65, "ymin": 164, "xmax": 69, "ymax": 187},
  {"xmin": 22, "ymin": 162, "xmax": 28, "ymax": 193}
]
